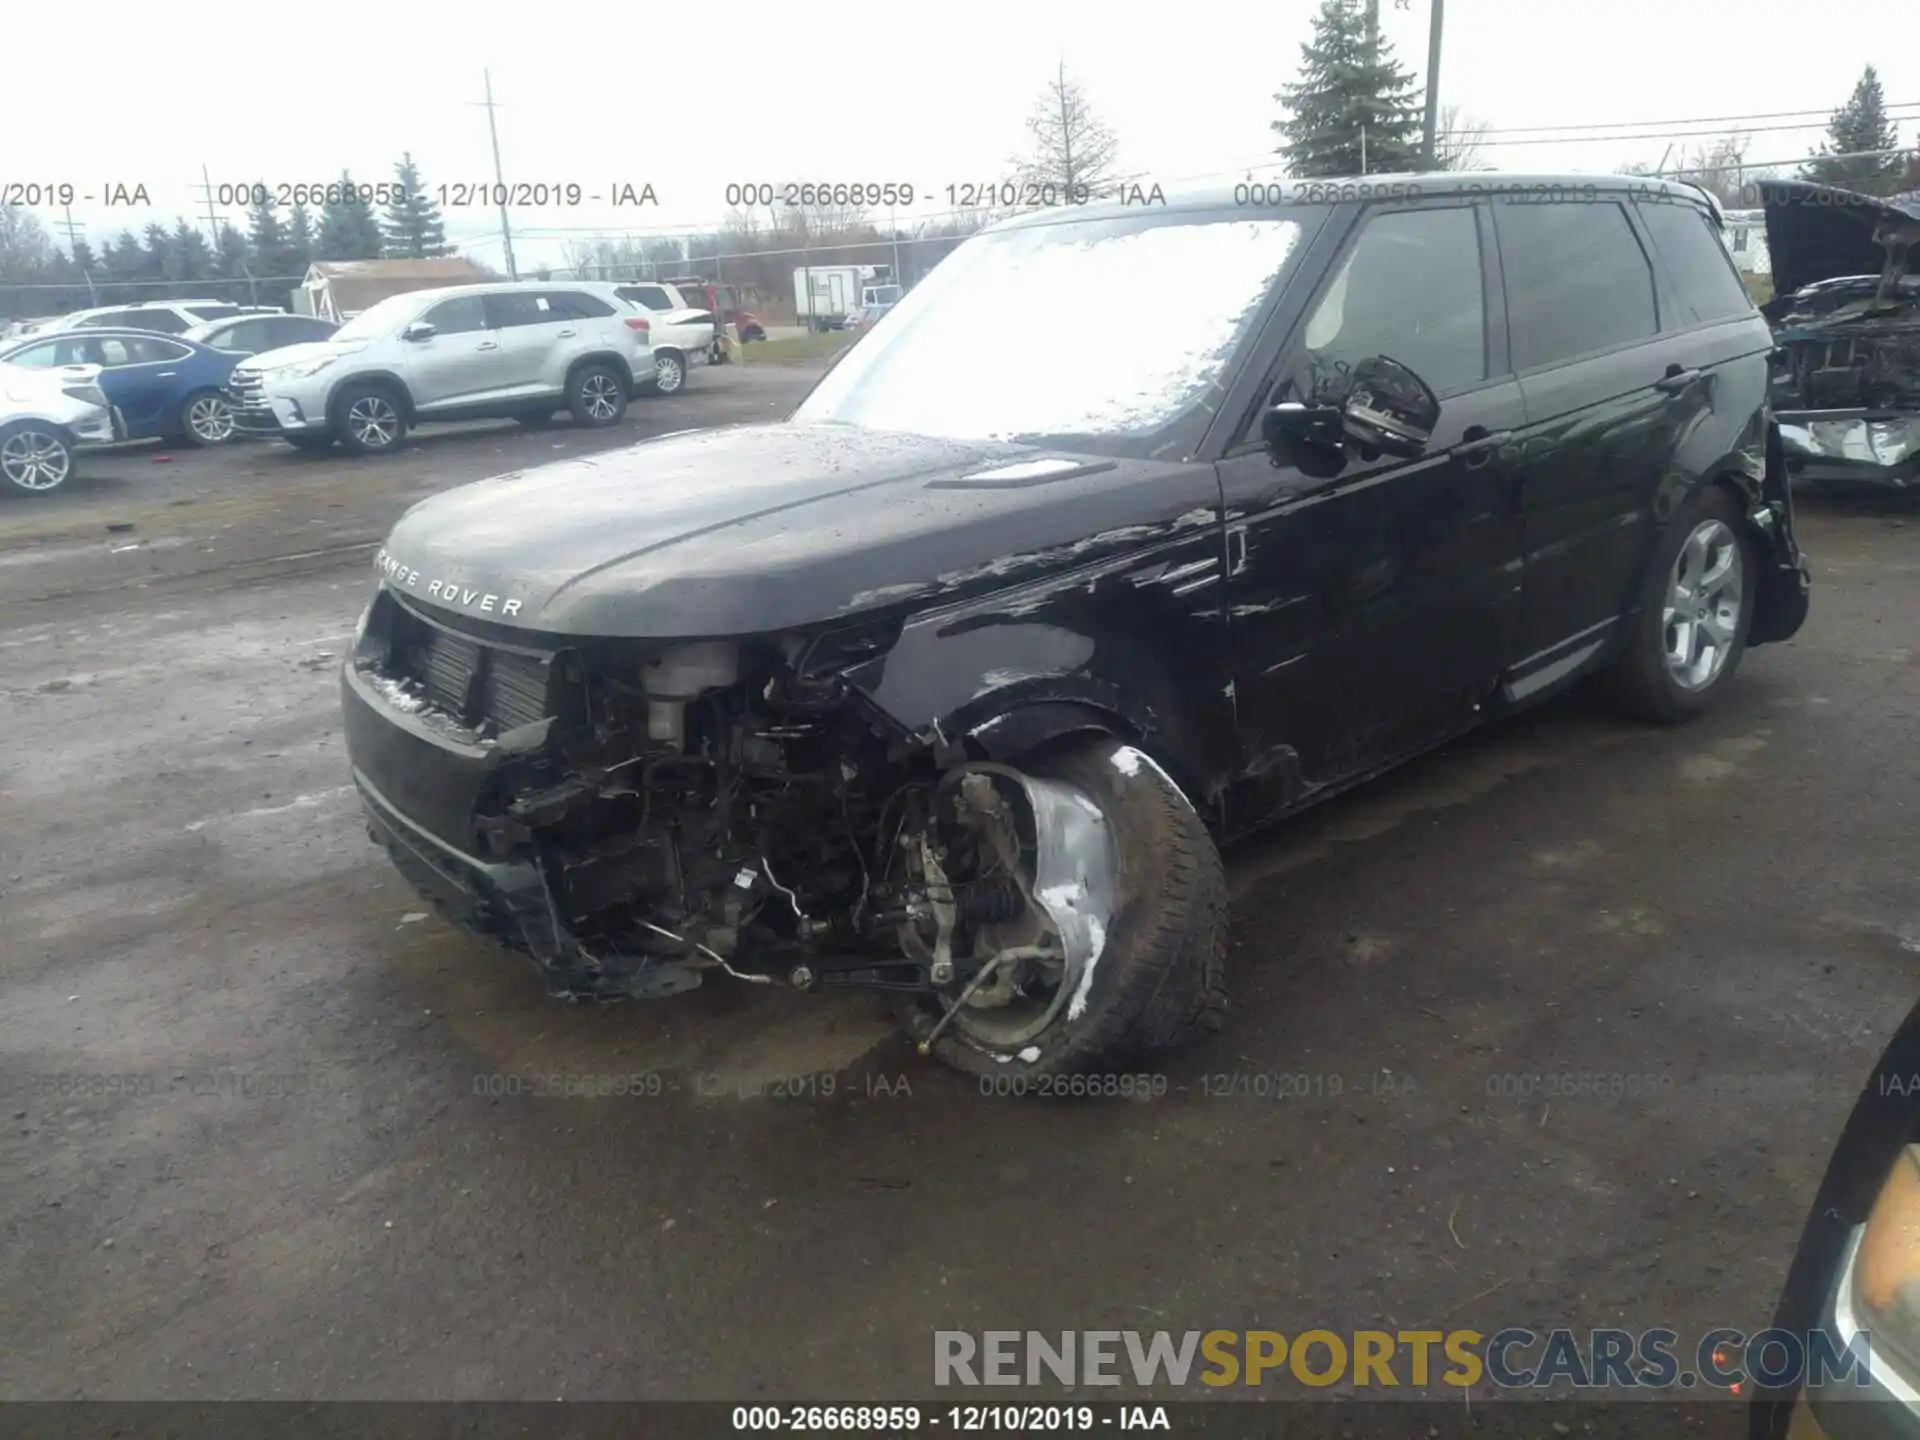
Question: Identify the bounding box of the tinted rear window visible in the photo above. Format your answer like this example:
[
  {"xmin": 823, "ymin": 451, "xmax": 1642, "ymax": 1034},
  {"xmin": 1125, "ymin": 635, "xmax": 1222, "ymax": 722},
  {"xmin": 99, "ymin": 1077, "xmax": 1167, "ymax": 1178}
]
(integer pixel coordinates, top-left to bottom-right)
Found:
[
  {"xmin": 1636, "ymin": 201, "xmax": 1754, "ymax": 326},
  {"xmin": 1494, "ymin": 201, "xmax": 1658, "ymax": 371}
]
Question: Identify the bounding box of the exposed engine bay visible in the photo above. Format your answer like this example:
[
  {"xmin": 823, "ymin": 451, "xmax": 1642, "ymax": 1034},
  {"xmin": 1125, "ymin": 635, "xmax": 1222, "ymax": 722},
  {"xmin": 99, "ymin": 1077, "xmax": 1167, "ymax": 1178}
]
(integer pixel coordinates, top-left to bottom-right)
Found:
[
  {"xmin": 1761, "ymin": 178, "xmax": 1920, "ymax": 486},
  {"xmin": 349, "ymin": 591, "xmax": 1115, "ymax": 1054}
]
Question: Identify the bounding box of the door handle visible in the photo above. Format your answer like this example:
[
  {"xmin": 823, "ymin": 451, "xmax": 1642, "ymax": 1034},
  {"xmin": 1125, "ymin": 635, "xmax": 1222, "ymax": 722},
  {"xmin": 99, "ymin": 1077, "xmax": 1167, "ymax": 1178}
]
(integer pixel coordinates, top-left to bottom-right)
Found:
[
  {"xmin": 1452, "ymin": 427, "xmax": 1513, "ymax": 465},
  {"xmin": 475, "ymin": 341, "xmax": 499, "ymax": 351},
  {"xmin": 1653, "ymin": 366, "xmax": 1704, "ymax": 394}
]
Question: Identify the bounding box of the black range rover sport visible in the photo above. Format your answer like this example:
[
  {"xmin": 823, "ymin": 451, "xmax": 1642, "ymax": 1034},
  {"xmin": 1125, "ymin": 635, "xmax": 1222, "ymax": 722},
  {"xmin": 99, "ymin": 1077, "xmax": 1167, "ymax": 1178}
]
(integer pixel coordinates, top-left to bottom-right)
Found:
[{"xmin": 341, "ymin": 172, "xmax": 1811, "ymax": 1079}]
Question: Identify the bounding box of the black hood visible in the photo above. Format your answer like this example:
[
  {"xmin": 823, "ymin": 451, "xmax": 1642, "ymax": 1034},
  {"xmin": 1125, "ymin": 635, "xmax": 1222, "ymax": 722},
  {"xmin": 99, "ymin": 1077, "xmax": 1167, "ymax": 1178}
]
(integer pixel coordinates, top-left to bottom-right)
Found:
[
  {"xmin": 1760, "ymin": 179, "xmax": 1920, "ymax": 299},
  {"xmin": 372, "ymin": 422, "xmax": 1209, "ymax": 640}
]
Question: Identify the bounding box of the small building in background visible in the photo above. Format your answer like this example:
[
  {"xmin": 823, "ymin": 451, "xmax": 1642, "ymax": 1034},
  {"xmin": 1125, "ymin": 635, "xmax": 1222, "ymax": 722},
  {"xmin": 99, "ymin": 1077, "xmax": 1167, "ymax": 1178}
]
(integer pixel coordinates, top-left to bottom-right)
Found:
[
  {"xmin": 293, "ymin": 258, "xmax": 490, "ymax": 321},
  {"xmin": 1719, "ymin": 210, "xmax": 1772, "ymax": 277}
]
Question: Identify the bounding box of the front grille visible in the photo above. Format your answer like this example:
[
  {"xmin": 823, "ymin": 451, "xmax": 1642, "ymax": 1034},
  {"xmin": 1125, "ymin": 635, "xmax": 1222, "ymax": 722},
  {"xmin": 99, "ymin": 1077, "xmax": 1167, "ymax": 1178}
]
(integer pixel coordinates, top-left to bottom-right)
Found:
[
  {"xmin": 384, "ymin": 607, "xmax": 557, "ymax": 735},
  {"xmin": 227, "ymin": 368, "xmax": 271, "ymax": 417}
]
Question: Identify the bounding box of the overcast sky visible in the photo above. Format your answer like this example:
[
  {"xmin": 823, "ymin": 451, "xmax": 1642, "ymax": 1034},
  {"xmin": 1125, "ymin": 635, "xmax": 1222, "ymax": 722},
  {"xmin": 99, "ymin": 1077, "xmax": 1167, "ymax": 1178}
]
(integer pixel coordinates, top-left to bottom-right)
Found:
[{"xmin": 5, "ymin": 0, "xmax": 1913, "ymax": 272}]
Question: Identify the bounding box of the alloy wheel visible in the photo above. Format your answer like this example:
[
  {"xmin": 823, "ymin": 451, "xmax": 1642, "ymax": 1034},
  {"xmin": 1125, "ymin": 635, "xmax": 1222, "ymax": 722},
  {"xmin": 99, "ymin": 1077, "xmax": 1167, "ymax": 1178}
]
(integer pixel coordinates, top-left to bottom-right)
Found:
[
  {"xmin": 0, "ymin": 428, "xmax": 72, "ymax": 491},
  {"xmin": 1662, "ymin": 518, "xmax": 1744, "ymax": 691},
  {"xmin": 580, "ymin": 373, "xmax": 622, "ymax": 421},
  {"xmin": 655, "ymin": 355, "xmax": 684, "ymax": 394},
  {"xmin": 347, "ymin": 396, "xmax": 400, "ymax": 448},
  {"xmin": 187, "ymin": 394, "xmax": 235, "ymax": 444}
]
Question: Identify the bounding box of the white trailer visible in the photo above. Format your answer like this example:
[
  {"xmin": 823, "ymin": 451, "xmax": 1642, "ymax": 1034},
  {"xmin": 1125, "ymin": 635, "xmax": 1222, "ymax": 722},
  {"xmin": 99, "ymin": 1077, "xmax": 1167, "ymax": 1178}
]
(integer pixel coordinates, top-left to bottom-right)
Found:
[{"xmin": 792, "ymin": 266, "xmax": 870, "ymax": 330}]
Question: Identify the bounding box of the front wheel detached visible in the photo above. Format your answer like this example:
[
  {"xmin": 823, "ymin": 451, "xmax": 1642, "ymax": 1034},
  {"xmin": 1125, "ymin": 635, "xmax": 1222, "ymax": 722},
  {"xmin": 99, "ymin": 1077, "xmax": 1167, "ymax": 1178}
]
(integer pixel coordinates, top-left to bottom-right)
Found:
[{"xmin": 893, "ymin": 734, "xmax": 1226, "ymax": 1081}]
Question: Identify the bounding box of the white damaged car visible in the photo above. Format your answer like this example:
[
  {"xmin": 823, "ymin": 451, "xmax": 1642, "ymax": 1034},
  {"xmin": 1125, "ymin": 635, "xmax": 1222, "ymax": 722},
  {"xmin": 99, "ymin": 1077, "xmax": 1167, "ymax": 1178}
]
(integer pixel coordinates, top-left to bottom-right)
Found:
[{"xmin": 0, "ymin": 364, "xmax": 117, "ymax": 495}]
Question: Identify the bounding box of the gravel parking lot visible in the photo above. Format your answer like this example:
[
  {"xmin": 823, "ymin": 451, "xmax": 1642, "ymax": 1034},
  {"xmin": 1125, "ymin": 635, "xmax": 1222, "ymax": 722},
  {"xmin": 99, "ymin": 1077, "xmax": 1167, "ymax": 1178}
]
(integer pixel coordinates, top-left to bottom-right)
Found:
[{"xmin": 2, "ymin": 362, "xmax": 1916, "ymax": 1407}]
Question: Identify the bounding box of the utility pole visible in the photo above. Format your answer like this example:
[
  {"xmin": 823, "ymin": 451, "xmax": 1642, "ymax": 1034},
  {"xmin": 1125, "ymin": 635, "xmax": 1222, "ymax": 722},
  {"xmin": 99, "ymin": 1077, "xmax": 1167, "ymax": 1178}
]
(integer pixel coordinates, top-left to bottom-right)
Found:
[
  {"xmin": 477, "ymin": 69, "xmax": 518, "ymax": 279},
  {"xmin": 1365, "ymin": 0, "xmax": 1379, "ymax": 47},
  {"xmin": 198, "ymin": 164, "xmax": 227, "ymax": 300},
  {"xmin": 890, "ymin": 203, "xmax": 902, "ymax": 286},
  {"xmin": 59, "ymin": 205, "xmax": 97, "ymax": 305},
  {"xmin": 1420, "ymin": 0, "xmax": 1445, "ymax": 168}
]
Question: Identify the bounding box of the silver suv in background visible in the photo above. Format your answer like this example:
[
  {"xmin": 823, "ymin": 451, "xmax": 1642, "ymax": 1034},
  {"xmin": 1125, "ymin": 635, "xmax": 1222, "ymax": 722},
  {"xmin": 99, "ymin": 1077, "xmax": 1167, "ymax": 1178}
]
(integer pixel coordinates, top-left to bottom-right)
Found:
[{"xmin": 228, "ymin": 283, "xmax": 655, "ymax": 455}]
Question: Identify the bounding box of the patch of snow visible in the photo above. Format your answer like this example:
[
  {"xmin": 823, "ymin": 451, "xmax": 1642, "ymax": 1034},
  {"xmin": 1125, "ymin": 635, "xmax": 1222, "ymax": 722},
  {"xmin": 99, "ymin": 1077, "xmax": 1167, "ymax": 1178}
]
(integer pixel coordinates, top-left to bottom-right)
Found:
[
  {"xmin": 1111, "ymin": 746, "xmax": 1144, "ymax": 777},
  {"xmin": 1018, "ymin": 1045, "xmax": 1042, "ymax": 1063},
  {"xmin": 1066, "ymin": 916, "xmax": 1108, "ymax": 1022}
]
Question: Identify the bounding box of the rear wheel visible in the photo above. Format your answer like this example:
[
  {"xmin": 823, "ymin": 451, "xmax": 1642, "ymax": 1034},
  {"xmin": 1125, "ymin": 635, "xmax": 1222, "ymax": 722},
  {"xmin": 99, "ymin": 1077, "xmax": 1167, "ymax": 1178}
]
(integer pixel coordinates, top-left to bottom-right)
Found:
[
  {"xmin": 332, "ymin": 385, "xmax": 408, "ymax": 455},
  {"xmin": 892, "ymin": 734, "xmax": 1226, "ymax": 1080},
  {"xmin": 651, "ymin": 351, "xmax": 686, "ymax": 396},
  {"xmin": 0, "ymin": 422, "xmax": 74, "ymax": 495},
  {"xmin": 1603, "ymin": 487, "xmax": 1755, "ymax": 723},
  {"xmin": 176, "ymin": 389, "xmax": 236, "ymax": 447},
  {"xmin": 567, "ymin": 365, "xmax": 627, "ymax": 427}
]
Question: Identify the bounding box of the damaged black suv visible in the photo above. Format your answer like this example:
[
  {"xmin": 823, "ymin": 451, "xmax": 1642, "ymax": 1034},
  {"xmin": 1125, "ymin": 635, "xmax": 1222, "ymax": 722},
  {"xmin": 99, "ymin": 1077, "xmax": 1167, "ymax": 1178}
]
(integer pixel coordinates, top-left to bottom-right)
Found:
[{"xmin": 342, "ymin": 173, "xmax": 1810, "ymax": 1078}]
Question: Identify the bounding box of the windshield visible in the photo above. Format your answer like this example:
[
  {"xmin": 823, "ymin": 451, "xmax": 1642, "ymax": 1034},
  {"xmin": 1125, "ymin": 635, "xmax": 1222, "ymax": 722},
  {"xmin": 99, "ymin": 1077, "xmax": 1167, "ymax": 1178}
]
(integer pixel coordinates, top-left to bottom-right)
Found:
[
  {"xmin": 795, "ymin": 210, "xmax": 1309, "ymax": 452},
  {"xmin": 869, "ymin": 285, "xmax": 902, "ymax": 304},
  {"xmin": 331, "ymin": 293, "xmax": 429, "ymax": 342}
]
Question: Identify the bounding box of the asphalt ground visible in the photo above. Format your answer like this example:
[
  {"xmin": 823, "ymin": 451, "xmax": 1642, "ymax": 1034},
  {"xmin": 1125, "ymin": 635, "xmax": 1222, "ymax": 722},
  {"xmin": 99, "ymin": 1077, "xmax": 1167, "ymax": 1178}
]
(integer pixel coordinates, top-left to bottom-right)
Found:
[{"xmin": 1, "ymin": 363, "xmax": 1915, "ymax": 1419}]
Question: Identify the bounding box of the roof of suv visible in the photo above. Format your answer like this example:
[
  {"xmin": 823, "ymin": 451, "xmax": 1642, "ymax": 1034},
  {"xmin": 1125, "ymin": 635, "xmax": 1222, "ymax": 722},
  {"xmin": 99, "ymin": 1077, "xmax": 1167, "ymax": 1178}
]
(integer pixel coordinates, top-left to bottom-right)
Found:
[{"xmin": 988, "ymin": 171, "xmax": 1719, "ymax": 232}]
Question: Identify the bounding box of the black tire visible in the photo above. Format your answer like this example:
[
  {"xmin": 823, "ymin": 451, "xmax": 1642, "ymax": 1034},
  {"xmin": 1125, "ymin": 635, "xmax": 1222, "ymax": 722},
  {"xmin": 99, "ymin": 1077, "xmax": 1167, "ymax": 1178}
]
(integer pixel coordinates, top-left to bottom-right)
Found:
[
  {"xmin": 515, "ymin": 409, "xmax": 558, "ymax": 428},
  {"xmin": 650, "ymin": 351, "xmax": 686, "ymax": 397},
  {"xmin": 567, "ymin": 364, "xmax": 628, "ymax": 427},
  {"xmin": 0, "ymin": 420, "xmax": 75, "ymax": 495},
  {"xmin": 175, "ymin": 389, "xmax": 237, "ymax": 448},
  {"xmin": 895, "ymin": 734, "xmax": 1227, "ymax": 1080},
  {"xmin": 1602, "ymin": 486, "xmax": 1756, "ymax": 724},
  {"xmin": 331, "ymin": 383, "xmax": 409, "ymax": 455},
  {"xmin": 282, "ymin": 434, "xmax": 333, "ymax": 453}
]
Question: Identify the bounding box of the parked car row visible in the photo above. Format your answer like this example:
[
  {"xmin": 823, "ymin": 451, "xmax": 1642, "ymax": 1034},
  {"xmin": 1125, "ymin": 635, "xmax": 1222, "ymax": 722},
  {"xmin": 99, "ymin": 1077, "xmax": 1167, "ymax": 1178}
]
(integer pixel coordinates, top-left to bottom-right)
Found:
[{"xmin": 0, "ymin": 281, "xmax": 703, "ymax": 492}]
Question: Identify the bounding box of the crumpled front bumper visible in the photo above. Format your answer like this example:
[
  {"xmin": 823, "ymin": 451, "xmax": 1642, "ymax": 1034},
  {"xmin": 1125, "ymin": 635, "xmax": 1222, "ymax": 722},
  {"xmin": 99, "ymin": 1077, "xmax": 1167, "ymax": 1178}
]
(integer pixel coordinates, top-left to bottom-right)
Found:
[{"xmin": 1778, "ymin": 411, "xmax": 1920, "ymax": 488}]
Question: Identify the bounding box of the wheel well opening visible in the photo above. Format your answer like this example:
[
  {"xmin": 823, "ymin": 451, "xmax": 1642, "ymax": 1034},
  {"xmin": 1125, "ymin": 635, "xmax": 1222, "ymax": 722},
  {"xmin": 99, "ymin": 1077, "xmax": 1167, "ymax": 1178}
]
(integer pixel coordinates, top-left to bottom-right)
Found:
[
  {"xmin": 329, "ymin": 375, "xmax": 413, "ymax": 425},
  {"xmin": 568, "ymin": 352, "xmax": 633, "ymax": 389}
]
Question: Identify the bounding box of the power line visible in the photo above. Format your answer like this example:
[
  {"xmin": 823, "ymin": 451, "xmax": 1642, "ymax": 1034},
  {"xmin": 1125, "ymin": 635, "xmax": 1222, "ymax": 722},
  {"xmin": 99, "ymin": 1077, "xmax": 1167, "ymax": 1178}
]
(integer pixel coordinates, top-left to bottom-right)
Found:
[
  {"xmin": 1469, "ymin": 117, "xmax": 1915, "ymax": 149},
  {"xmin": 1460, "ymin": 101, "xmax": 1920, "ymax": 138}
]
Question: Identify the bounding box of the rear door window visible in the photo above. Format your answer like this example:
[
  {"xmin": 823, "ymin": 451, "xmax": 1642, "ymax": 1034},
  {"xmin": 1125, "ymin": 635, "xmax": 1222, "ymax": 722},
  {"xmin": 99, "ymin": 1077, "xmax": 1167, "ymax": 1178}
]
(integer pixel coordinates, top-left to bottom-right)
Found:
[
  {"xmin": 485, "ymin": 292, "xmax": 560, "ymax": 329},
  {"xmin": 1636, "ymin": 201, "xmax": 1755, "ymax": 326},
  {"xmin": 1494, "ymin": 201, "xmax": 1659, "ymax": 371},
  {"xmin": 547, "ymin": 291, "xmax": 616, "ymax": 320}
]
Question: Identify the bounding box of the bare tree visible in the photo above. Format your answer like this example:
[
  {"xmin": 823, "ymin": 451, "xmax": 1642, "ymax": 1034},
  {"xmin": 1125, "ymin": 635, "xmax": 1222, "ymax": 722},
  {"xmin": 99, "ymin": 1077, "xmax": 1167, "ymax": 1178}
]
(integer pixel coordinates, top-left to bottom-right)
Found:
[
  {"xmin": 1012, "ymin": 61, "xmax": 1120, "ymax": 195},
  {"xmin": 0, "ymin": 206, "xmax": 54, "ymax": 278},
  {"xmin": 1434, "ymin": 104, "xmax": 1493, "ymax": 172}
]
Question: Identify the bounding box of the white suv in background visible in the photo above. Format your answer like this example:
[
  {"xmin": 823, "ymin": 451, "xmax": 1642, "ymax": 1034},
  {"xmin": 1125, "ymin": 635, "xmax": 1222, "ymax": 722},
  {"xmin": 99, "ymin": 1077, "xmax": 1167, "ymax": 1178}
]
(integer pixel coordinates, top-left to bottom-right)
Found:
[
  {"xmin": 227, "ymin": 282, "xmax": 656, "ymax": 455},
  {"xmin": 43, "ymin": 300, "xmax": 253, "ymax": 335}
]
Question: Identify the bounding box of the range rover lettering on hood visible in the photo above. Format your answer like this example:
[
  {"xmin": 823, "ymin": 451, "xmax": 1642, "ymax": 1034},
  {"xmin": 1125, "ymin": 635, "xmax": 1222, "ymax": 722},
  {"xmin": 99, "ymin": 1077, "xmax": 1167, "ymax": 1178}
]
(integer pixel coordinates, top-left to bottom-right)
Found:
[{"xmin": 374, "ymin": 548, "xmax": 524, "ymax": 617}]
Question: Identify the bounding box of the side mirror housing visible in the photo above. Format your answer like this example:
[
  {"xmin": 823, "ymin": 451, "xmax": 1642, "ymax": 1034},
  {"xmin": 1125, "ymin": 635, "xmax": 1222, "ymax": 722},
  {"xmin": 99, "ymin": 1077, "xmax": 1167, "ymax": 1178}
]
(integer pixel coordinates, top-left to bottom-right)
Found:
[
  {"xmin": 1339, "ymin": 355, "xmax": 1439, "ymax": 458},
  {"xmin": 401, "ymin": 321, "xmax": 436, "ymax": 342}
]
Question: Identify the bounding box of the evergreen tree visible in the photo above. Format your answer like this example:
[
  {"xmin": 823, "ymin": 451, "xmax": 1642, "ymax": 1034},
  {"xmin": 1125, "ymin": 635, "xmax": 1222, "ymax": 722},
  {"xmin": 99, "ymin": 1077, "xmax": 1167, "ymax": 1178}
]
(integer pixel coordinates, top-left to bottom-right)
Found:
[
  {"xmin": 381, "ymin": 153, "xmax": 452, "ymax": 258},
  {"xmin": 1805, "ymin": 66, "xmax": 1902, "ymax": 195},
  {"xmin": 214, "ymin": 222, "xmax": 253, "ymax": 303},
  {"xmin": 143, "ymin": 222, "xmax": 174, "ymax": 279},
  {"xmin": 99, "ymin": 230, "xmax": 151, "ymax": 301},
  {"xmin": 166, "ymin": 219, "xmax": 214, "ymax": 283},
  {"xmin": 318, "ymin": 172, "xmax": 385, "ymax": 260},
  {"xmin": 286, "ymin": 203, "xmax": 316, "ymax": 273},
  {"xmin": 247, "ymin": 186, "xmax": 296, "ymax": 277},
  {"xmin": 1273, "ymin": 0, "xmax": 1426, "ymax": 178}
]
